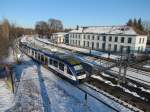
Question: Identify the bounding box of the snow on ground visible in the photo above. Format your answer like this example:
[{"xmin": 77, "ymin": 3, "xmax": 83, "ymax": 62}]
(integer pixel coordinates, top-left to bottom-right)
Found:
[
  {"xmin": 7, "ymin": 54, "xmax": 93, "ymax": 112},
  {"xmin": 143, "ymin": 65, "xmax": 150, "ymax": 68},
  {"xmin": 0, "ymin": 80, "xmax": 14, "ymax": 112}
]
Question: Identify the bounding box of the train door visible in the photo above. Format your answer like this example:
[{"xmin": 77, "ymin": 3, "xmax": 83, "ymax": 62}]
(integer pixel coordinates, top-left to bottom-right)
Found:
[
  {"xmin": 44, "ymin": 56, "xmax": 48, "ymax": 66},
  {"xmin": 32, "ymin": 50, "xmax": 35, "ymax": 58},
  {"xmin": 64, "ymin": 65, "xmax": 67, "ymax": 75},
  {"xmin": 35, "ymin": 52, "xmax": 37, "ymax": 59},
  {"xmin": 38, "ymin": 53, "xmax": 41, "ymax": 62},
  {"xmin": 41, "ymin": 54, "xmax": 44, "ymax": 64}
]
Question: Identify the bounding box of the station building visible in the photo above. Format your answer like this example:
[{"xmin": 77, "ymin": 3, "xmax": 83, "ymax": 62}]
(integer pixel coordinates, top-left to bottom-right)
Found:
[{"xmin": 68, "ymin": 26, "xmax": 147, "ymax": 53}]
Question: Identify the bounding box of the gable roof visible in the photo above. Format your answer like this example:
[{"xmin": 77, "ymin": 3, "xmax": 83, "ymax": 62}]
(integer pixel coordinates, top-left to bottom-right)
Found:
[{"xmin": 69, "ymin": 26, "xmax": 137, "ymax": 35}]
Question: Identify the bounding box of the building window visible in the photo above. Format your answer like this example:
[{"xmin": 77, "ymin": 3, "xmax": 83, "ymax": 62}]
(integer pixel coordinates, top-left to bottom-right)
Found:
[
  {"xmin": 84, "ymin": 35, "xmax": 86, "ymax": 39},
  {"xmin": 115, "ymin": 37, "xmax": 118, "ymax": 42},
  {"xmin": 76, "ymin": 40, "xmax": 77, "ymax": 45},
  {"xmin": 103, "ymin": 36, "xmax": 106, "ymax": 41},
  {"xmin": 87, "ymin": 41, "xmax": 89, "ymax": 47},
  {"xmin": 114, "ymin": 44, "xmax": 117, "ymax": 52},
  {"xmin": 128, "ymin": 37, "xmax": 132, "ymax": 43},
  {"xmin": 102, "ymin": 43, "xmax": 105, "ymax": 50},
  {"xmin": 96, "ymin": 42, "xmax": 99, "ymax": 49},
  {"xmin": 121, "ymin": 37, "xmax": 124, "ymax": 43},
  {"xmin": 142, "ymin": 38, "xmax": 144, "ymax": 44},
  {"xmin": 88, "ymin": 35, "xmax": 90, "ymax": 40},
  {"xmin": 108, "ymin": 44, "xmax": 111, "ymax": 51},
  {"xmin": 92, "ymin": 35, "xmax": 94, "ymax": 40},
  {"xmin": 139, "ymin": 38, "xmax": 141, "ymax": 44},
  {"xmin": 79, "ymin": 34, "xmax": 80, "ymax": 39},
  {"xmin": 78, "ymin": 41, "xmax": 80, "ymax": 46},
  {"xmin": 83, "ymin": 41, "xmax": 85, "ymax": 47},
  {"xmin": 109, "ymin": 36, "xmax": 112, "ymax": 41},
  {"xmin": 97, "ymin": 36, "xmax": 100, "ymax": 40}
]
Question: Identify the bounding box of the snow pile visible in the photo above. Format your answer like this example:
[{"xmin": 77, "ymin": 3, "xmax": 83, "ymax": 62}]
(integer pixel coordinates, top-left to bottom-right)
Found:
[
  {"xmin": 143, "ymin": 65, "xmax": 150, "ymax": 68},
  {"xmin": 0, "ymin": 80, "xmax": 13, "ymax": 112}
]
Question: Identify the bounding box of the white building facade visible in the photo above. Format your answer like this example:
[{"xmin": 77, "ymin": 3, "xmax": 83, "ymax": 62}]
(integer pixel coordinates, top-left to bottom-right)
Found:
[
  {"xmin": 50, "ymin": 32, "xmax": 67, "ymax": 44},
  {"xmin": 68, "ymin": 26, "xmax": 147, "ymax": 53}
]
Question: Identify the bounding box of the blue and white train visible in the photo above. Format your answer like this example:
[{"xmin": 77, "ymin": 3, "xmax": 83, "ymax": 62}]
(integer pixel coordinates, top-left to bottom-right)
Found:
[{"xmin": 19, "ymin": 42, "xmax": 87, "ymax": 83}]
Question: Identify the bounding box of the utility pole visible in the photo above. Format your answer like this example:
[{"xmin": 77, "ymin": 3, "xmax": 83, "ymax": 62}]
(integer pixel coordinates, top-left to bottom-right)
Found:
[
  {"xmin": 118, "ymin": 46, "xmax": 129, "ymax": 85},
  {"xmin": 118, "ymin": 54, "xmax": 122, "ymax": 85}
]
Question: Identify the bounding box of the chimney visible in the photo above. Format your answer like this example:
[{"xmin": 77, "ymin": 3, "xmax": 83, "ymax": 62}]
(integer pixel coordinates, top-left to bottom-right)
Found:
[{"xmin": 76, "ymin": 25, "xmax": 79, "ymax": 30}]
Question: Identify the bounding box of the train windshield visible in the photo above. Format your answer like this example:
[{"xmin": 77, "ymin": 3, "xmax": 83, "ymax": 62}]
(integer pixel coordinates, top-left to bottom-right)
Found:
[{"xmin": 73, "ymin": 64, "xmax": 83, "ymax": 71}]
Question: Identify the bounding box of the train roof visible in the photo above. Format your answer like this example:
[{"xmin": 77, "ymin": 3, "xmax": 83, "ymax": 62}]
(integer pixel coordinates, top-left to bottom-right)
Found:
[
  {"xmin": 21, "ymin": 42, "xmax": 81, "ymax": 66},
  {"xmin": 53, "ymin": 52, "xmax": 81, "ymax": 65}
]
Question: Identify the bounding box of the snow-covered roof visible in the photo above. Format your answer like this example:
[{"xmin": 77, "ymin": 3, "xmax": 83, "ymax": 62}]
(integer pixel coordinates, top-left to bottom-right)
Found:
[
  {"xmin": 69, "ymin": 26, "xmax": 137, "ymax": 35},
  {"xmin": 52, "ymin": 32, "xmax": 68, "ymax": 35}
]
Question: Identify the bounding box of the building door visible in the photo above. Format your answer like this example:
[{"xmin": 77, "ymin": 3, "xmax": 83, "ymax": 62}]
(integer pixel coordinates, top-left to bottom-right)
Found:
[
  {"xmin": 114, "ymin": 45, "xmax": 117, "ymax": 52},
  {"xmin": 92, "ymin": 42, "xmax": 94, "ymax": 49},
  {"xmin": 102, "ymin": 43, "xmax": 105, "ymax": 51}
]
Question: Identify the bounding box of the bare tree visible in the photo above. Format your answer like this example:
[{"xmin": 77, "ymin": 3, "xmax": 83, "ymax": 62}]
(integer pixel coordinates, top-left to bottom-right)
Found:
[
  {"xmin": 142, "ymin": 21, "xmax": 150, "ymax": 32},
  {"xmin": 1, "ymin": 18, "xmax": 10, "ymax": 40},
  {"xmin": 35, "ymin": 21, "xmax": 48, "ymax": 37},
  {"xmin": 0, "ymin": 19, "xmax": 11, "ymax": 60},
  {"xmin": 48, "ymin": 18, "xmax": 63, "ymax": 31}
]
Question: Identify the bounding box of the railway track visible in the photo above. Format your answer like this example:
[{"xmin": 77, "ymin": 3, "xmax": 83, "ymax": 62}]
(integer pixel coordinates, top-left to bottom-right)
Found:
[
  {"xmin": 17, "ymin": 40, "xmax": 141, "ymax": 112},
  {"xmin": 33, "ymin": 38, "xmax": 150, "ymax": 88},
  {"xmin": 127, "ymin": 67, "xmax": 150, "ymax": 76},
  {"xmin": 108, "ymin": 69, "xmax": 150, "ymax": 88},
  {"xmin": 78, "ymin": 83, "xmax": 142, "ymax": 112}
]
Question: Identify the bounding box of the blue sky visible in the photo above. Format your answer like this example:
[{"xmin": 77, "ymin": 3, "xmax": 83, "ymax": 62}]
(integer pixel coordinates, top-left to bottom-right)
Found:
[{"xmin": 0, "ymin": 0, "xmax": 150, "ymax": 28}]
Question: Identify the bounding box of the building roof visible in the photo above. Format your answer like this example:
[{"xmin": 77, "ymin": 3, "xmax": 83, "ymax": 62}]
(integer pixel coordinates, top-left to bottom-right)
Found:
[
  {"xmin": 52, "ymin": 32, "xmax": 68, "ymax": 35},
  {"xmin": 69, "ymin": 26, "xmax": 138, "ymax": 35}
]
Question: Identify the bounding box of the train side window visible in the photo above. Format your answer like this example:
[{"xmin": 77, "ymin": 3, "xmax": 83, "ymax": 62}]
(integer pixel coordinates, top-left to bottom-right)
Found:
[
  {"xmin": 49, "ymin": 58, "xmax": 53, "ymax": 65},
  {"xmin": 38, "ymin": 53, "xmax": 40, "ymax": 60},
  {"xmin": 35, "ymin": 52, "xmax": 37, "ymax": 59},
  {"xmin": 59, "ymin": 62, "xmax": 64, "ymax": 71},
  {"xmin": 41, "ymin": 55, "xmax": 44, "ymax": 62},
  {"xmin": 67, "ymin": 67, "xmax": 73, "ymax": 75},
  {"xmin": 53, "ymin": 60, "xmax": 58, "ymax": 67},
  {"xmin": 32, "ymin": 50, "xmax": 34, "ymax": 56},
  {"xmin": 45, "ymin": 56, "xmax": 48, "ymax": 65}
]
